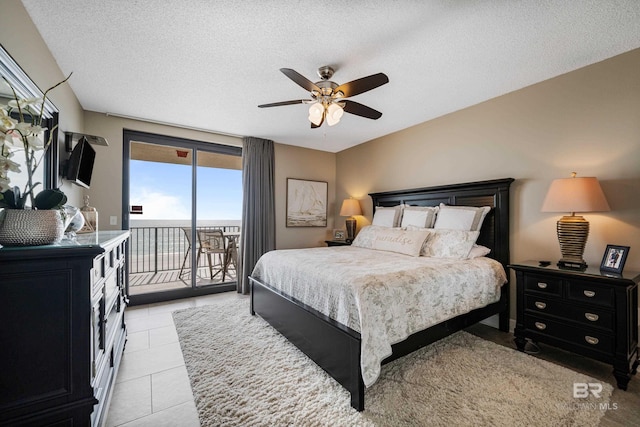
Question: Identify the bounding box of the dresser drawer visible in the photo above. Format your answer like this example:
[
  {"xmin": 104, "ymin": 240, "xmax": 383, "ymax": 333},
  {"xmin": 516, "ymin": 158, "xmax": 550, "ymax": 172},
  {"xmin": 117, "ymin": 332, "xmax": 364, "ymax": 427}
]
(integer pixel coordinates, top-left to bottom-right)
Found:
[
  {"xmin": 524, "ymin": 316, "xmax": 614, "ymax": 355},
  {"xmin": 524, "ymin": 274, "xmax": 562, "ymax": 296},
  {"xmin": 567, "ymin": 281, "xmax": 614, "ymax": 307},
  {"xmin": 524, "ymin": 295, "xmax": 614, "ymax": 330}
]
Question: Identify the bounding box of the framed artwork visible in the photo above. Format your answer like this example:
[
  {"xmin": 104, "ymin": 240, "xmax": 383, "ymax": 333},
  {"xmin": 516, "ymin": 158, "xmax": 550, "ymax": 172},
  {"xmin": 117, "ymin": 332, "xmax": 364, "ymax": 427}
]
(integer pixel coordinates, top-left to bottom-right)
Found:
[
  {"xmin": 599, "ymin": 244, "xmax": 630, "ymax": 274},
  {"xmin": 333, "ymin": 229, "xmax": 346, "ymax": 241},
  {"xmin": 286, "ymin": 178, "xmax": 327, "ymax": 227}
]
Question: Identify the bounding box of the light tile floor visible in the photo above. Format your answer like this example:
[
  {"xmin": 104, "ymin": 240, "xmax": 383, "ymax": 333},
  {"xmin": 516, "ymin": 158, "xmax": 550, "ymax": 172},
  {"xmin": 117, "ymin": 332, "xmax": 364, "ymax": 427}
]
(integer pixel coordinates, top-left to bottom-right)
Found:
[
  {"xmin": 105, "ymin": 291, "xmax": 240, "ymax": 427},
  {"xmin": 107, "ymin": 291, "xmax": 640, "ymax": 426}
]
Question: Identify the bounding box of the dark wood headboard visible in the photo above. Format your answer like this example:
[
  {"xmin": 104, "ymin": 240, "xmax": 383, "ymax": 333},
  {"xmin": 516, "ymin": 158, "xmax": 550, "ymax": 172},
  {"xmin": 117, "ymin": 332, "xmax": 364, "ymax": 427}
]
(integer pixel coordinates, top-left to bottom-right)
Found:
[{"xmin": 369, "ymin": 178, "xmax": 514, "ymax": 269}]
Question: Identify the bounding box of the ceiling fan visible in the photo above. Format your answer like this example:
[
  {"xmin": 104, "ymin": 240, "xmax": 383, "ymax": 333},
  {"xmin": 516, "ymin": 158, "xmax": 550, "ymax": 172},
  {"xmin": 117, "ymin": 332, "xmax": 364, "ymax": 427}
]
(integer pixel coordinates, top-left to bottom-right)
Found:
[{"xmin": 258, "ymin": 66, "xmax": 389, "ymax": 128}]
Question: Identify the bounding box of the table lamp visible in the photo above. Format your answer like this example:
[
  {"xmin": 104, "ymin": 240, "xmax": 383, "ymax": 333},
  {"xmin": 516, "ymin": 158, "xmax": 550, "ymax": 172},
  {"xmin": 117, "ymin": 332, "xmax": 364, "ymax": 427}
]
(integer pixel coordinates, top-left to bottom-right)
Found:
[
  {"xmin": 340, "ymin": 198, "xmax": 362, "ymax": 242},
  {"xmin": 541, "ymin": 172, "xmax": 610, "ymax": 269}
]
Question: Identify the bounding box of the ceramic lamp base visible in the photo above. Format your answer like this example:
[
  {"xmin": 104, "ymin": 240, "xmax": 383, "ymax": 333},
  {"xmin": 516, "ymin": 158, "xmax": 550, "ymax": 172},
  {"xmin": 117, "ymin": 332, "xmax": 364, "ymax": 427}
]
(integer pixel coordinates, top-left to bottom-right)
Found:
[
  {"xmin": 345, "ymin": 218, "xmax": 356, "ymax": 243},
  {"xmin": 556, "ymin": 215, "xmax": 589, "ymax": 269}
]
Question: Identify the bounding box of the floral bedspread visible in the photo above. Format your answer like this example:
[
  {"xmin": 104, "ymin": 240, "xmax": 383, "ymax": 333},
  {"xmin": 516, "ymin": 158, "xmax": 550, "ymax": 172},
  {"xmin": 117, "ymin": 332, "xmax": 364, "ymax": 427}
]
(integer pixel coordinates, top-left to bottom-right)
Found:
[{"xmin": 251, "ymin": 246, "xmax": 507, "ymax": 387}]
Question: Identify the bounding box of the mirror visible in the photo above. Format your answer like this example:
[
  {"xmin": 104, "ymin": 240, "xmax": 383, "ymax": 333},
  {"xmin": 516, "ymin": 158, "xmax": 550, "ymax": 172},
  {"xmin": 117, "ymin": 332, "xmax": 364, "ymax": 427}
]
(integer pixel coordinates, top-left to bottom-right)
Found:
[{"xmin": 0, "ymin": 43, "xmax": 59, "ymax": 191}]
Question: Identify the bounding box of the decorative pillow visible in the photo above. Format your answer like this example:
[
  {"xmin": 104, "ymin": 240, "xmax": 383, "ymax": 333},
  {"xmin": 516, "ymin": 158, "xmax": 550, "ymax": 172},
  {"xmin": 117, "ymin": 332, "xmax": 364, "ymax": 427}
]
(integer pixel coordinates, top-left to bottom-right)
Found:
[
  {"xmin": 400, "ymin": 206, "xmax": 438, "ymax": 229},
  {"xmin": 351, "ymin": 225, "xmax": 431, "ymax": 256},
  {"xmin": 351, "ymin": 225, "xmax": 386, "ymax": 249},
  {"xmin": 421, "ymin": 229, "xmax": 480, "ymax": 259},
  {"xmin": 371, "ymin": 227, "xmax": 432, "ymax": 257},
  {"xmin": 468, "ymin": 244, "xmax": 491, "ymax": 259},
  {"xmin": 433, "ymin": 204, "xmax": 491, "ymax": 231},
  {"xmin": 371, "ymin": 205, "xmax": 403, "ymax": 227}
]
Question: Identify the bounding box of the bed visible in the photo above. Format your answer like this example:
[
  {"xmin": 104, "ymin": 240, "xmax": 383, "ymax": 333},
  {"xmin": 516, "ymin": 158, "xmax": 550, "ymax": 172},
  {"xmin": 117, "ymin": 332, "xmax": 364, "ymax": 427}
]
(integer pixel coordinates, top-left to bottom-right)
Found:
[{"xmin": 249, "ymin": 178, "xmax": 514, "ymax": 411}]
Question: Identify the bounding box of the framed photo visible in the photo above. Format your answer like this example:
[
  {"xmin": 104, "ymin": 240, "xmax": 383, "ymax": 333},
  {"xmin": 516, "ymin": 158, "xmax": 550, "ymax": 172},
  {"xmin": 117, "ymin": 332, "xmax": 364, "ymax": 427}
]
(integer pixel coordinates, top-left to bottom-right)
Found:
[
  {"xmin": 600, "ymin": 244, "xmax": 630, "ymax": 274},
  {"xmin": 286, "ymin": 178, "xmax": 327, "ymax": 227},
  {"xmin": 333, "ymin": 229, "xmax": 346, "ymax": 241}
]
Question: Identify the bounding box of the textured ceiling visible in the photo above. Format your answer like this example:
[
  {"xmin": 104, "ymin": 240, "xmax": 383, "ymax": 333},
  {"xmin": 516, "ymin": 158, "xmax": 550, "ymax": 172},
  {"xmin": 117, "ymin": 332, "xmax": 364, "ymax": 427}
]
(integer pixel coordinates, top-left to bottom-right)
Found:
[{"xmin": 21, "ymin": 0, "xmax": 640, "ymax": 153}]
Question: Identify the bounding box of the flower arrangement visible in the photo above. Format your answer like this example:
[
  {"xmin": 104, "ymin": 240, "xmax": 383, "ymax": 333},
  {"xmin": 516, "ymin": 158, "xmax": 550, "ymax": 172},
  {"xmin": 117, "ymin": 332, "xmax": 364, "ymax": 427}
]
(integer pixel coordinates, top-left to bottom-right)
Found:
[{"xmin": 0, "ymin": 73, "xmax": 71, "ymax": 210}]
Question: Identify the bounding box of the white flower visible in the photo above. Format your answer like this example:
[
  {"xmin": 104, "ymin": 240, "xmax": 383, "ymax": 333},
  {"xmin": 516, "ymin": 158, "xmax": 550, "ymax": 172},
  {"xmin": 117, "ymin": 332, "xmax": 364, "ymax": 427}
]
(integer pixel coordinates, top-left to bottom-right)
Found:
[
  {"xmin": 27, "ymin": 133, "xmax": 45, "ymax": 150},
  {"xmin": 0, "ymin": 109, "xmax": 16, "ymax": 132},
  {"xmin": 8, "ymin": 97, "xmax": 43, "ymax": 113},
  {"xmin": 1, "ymin": 73, "xmax": 71, "ymax": 209},
  {"xmin": 0, "ymin": 154, "xmax": 21, "ymax": 173}
]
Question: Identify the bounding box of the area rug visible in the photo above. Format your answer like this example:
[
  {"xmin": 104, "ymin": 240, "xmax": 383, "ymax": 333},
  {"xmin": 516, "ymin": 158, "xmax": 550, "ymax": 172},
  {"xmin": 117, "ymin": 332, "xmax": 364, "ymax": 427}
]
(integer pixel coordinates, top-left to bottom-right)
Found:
[{"xmin": 173, "ymin": 296, "xmax": 613, "ymax": 427}]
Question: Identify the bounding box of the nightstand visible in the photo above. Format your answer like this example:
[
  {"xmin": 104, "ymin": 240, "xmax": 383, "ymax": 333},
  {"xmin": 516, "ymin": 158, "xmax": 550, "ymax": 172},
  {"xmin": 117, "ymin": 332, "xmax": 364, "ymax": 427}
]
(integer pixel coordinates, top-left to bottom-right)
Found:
[
  {"xmin": 510, "ymin": 261, "xmax": 639, "ymax": 390},
  {"xmin": 325, "ymin": 240, "xmax": 351, "ymax": 247}
]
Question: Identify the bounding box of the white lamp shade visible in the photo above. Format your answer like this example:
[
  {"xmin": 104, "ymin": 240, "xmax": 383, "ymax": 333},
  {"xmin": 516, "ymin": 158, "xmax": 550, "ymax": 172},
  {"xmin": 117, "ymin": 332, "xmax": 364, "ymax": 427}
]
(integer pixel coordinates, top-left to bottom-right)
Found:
[
  {"xmin": 308, "ymin": 102, "xmax": 324, "ymax": 125},
  {"xmin": 326, "ymin": 103, "xmax": 344, "ymax": 126},
  {"xmin": 541, "ymin": 176, "xmax": 610, "ymax": 213},
  {"xmin": 340, "ymin": 198, "xmax": 362, "ymax": 216}
]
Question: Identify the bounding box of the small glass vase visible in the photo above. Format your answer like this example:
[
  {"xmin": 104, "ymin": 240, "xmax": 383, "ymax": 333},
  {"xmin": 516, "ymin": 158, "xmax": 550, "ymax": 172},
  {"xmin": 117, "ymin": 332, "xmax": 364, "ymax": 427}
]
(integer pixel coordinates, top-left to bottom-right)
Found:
[{"xmin": 0, "ymin": 209, "xmax": 65, "ymax": 247}]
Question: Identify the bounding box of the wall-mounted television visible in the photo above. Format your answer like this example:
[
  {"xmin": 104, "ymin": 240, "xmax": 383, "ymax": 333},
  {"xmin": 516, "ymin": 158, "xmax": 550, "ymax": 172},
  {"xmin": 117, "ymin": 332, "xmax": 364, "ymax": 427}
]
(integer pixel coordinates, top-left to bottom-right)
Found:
[{"xmin": 66, "ymin": 137, "xmax": 96, "ymax": 189}]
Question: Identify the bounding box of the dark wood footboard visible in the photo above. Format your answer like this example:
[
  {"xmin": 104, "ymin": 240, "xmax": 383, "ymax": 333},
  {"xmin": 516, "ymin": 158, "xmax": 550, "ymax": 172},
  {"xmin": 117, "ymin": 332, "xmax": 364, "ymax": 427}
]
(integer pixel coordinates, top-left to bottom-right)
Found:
[
  {"xmin": 250, "ymin": 178, "xmax": 514, "ymax": 411},
  {"xmin": 250, "ymin": 277, "xmax": 365, "ymax": 410},
  {"xmin": 250, "ymin": 277, "xmax": 509, "ymax": 411}
]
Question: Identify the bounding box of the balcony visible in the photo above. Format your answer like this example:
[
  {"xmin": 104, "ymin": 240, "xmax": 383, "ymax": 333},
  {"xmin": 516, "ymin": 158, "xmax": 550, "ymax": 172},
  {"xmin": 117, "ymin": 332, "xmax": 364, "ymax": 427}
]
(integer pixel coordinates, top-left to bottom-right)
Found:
[{"xmin": 128, "ymin": 222, "xmax": 240, "ymax": 295}]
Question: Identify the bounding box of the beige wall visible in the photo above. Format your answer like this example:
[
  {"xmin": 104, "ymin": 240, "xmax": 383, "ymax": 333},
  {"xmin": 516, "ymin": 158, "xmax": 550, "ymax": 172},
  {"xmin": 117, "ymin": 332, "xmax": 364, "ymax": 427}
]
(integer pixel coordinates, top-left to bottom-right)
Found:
[
  {"xmin": 5, "ymin": 0, "xmax": 639, "ymax": 269},
  {"xmin": 274, "ymin": 143, "xmax": 337, "ymax": 249},
  {"xmin": 0, "ymin": 0, "xmax": 336, "ymax": 248},
  {"xmin": 337, "ymin": 48, "xmax": 640, "ymax": 318},
  {"xmin": 83, "ymin": 112, "xmax": 243, "ymax": 230},
  {"xmin": 1, "ymin": 0, "xmax": 85, "ymax": 207},
  {"xmin": 83, "ymin": 113, "xmax": 337, "ymax": 248}
]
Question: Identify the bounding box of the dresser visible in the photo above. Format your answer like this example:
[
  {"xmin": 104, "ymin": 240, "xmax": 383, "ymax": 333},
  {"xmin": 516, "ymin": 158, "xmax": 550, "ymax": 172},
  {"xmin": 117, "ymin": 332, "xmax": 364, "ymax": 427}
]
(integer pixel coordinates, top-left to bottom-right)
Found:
[
  {"xmin": 511, "ymin": 261, "xmax": 639, "ymax": 390},
  {"xmin": 0, "ymin": 231, "xmax": 129, "ymax": 426}
]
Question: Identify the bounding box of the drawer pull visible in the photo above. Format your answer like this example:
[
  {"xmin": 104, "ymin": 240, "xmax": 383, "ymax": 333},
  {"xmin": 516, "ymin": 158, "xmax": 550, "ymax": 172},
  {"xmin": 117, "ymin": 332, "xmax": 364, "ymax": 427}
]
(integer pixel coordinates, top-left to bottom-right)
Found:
[
  {"xmin": 585, "ymin": 336, "xmax": 599, "ymax": 345},
  {"xmin": 537, "ymin": 282, "xmax": 548, "ymax": 289},
  {"xmin": 584, "ymin": 313, "xmax": 599, "ymax": 322},
  {"xmin": 535, "ymin": 302, "xmax": 547, "ymax": 310},
  {"xmin": 583, "ymin": 290, "xmax": 596, "ymax": 298},
  {"xmin": 535, "ymin": 322, "xmax": 547, "ymax": 330}
]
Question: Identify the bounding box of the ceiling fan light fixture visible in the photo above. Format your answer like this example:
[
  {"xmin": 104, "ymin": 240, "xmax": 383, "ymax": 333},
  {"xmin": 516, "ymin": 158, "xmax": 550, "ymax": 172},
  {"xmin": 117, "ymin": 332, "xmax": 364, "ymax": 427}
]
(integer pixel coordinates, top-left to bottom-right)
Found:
[
  {"xmin": 326, "ymin": 102, "xmax": 344, "ymax": 126},
  {"xmin": 260, "ymin": 66, "xmax": 389, "ymax": 128},
  {"xmin": 308, "ymin": 102, "xmax": 324, "ymax": 125}
]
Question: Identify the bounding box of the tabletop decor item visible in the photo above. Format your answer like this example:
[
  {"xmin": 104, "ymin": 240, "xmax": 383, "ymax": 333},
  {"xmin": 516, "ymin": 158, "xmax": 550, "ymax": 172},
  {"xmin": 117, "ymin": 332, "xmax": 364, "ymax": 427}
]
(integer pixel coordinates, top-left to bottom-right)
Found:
[
  {"xmin": 78, "ymin": 195, "xmax": 98, "ymax": 233},
  {"xmin": 541, "ymin": 172, "xmax": 610, "ymax": 269},
  {"xmin": 0, "ymin": 74, "xmax": 71, "ymax": 246},
  {"xmin": 600, "ymin": 244, "xmax": 630, "ymax": 275},
  {"xmin": 339, "ymin": 198, "xmax": 362, "ymax": 242}
]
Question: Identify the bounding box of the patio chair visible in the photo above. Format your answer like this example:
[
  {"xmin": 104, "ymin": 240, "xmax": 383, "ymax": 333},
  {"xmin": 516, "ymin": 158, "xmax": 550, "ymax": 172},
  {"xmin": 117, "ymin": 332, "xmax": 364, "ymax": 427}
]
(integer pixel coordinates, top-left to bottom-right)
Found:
[
  {"xmin": 178, "ymin": 227, "xmax": 195, "ymax": 280},
  {"xmin": 224, "ymin": 234, "xmax": 239, "ymax": 276},
  {"xmin": 179, "ymin": 228, "xmax": 228, "ymax": 281},
  {"xmin": 198, "ymin": 229, "xmax": 228, "ymax": 281}
]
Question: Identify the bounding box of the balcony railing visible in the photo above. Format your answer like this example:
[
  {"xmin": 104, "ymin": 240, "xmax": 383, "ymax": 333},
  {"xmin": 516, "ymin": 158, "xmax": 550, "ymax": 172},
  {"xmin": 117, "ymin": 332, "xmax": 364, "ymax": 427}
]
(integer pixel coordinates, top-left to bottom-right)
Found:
[{"xmin": 129, "ymin": 225, "xmax": 241, "ymax": 276}]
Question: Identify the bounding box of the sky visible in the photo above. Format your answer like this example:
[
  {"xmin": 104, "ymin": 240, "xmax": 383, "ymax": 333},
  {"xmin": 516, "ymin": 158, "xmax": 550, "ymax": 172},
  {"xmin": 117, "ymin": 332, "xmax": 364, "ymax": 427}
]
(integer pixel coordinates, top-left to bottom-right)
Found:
[{"xmin": 130, "ymin": 160, "xmax": 242, "ymax": 220}]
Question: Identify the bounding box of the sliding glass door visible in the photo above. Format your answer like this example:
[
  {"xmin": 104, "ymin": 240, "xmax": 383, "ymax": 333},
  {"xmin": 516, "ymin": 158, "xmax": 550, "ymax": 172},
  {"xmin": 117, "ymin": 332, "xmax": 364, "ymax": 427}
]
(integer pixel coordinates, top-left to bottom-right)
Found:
[{"xmin": 123, "ymin": 130, "xmax": 242, "ymax": 305}]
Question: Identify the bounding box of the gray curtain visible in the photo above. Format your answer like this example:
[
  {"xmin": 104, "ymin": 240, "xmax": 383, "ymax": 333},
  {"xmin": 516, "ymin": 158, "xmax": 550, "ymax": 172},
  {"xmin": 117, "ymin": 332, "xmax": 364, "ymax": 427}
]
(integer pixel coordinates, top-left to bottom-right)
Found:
[{"xmin": 238, "ymin": 136, "xmax": 275, "ymax": 294}]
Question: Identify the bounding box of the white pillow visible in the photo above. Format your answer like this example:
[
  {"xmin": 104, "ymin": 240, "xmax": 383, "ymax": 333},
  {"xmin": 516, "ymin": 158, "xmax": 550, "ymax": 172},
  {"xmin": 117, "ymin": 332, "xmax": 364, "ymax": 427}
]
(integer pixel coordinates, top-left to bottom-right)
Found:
[
  {"xmin": 433, "ymin": 204, "xmax": 491, "ymax": 231},
  {"xmin": 371, "ymin": 205, "xmax": 403, "ymax": 227},
  {"xmin": 468, "ymin": 244, "xmax": 491, "ymax": 259},
  {"xmin": 371, "ymin": 227, "xmax": 432, "ymax": 257},
  {"xmin": 421, "ymin": 229, "xmax": 480, "ymax": 259},
  {"xmin": 353, "ymin": 225, "xmax": 431, "ymax": 256},
  {"xmin": 401, "ymin": 206, "xmax": 438, "ymax": 229}
]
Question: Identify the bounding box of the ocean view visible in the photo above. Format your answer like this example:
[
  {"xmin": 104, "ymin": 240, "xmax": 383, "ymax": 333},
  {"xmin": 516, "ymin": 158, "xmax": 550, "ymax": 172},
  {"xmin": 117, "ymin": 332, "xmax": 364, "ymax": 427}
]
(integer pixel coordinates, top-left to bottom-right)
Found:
[{"xmin": 129, "ymin": 219, "xmax": 241, "ymax": 274}]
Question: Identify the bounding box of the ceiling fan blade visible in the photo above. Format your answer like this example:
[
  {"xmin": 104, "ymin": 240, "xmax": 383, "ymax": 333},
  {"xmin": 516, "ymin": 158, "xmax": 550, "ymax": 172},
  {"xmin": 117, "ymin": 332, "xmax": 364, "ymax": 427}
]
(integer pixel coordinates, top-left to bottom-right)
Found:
[
  {"xmin": 258, "ymin": 99, "xmax": 310, "ymax": 108},
  {"xmin": 280, "ymin": 68, "xmax": 321, "ymax": 93},
  {"xmin": 334, "ymin": 73, "xmax": 389, "ymax": 98},
  {"xmin": 342, "ymin": 100, "xmax": 382, "ymax": 120}
]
